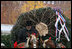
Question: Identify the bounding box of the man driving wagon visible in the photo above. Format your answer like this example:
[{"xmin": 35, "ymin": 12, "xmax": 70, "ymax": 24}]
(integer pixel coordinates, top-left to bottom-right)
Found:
[{"xmin": 12, "ymin": 21, "xmax": 40, "ymax": 48}]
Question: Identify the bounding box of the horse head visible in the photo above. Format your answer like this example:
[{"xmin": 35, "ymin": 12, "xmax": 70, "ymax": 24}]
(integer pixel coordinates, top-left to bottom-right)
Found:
[
  {"xmin": 29, "ymin": 33, "xmax": 38, "ymax": 48},
  {"xmin": 42, "ymin": 39, "xmax": 56, "ymax": 48}
]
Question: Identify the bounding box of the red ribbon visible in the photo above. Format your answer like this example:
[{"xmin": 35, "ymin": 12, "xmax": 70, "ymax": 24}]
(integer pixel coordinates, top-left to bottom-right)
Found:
[
  {"xmin": 49, "ymin": 37, "xmax": 51, "ymax": 40},
  {"xmin": 32, "ymin": 33, "xmax": 36, "ymax": 36},
  {"xmin": 14, "ymin": 41, "xmax": 17, "ymax": 48},
  {"xmin": 62, "ymin": 46, "xmax": 65, "ymax": 48}
]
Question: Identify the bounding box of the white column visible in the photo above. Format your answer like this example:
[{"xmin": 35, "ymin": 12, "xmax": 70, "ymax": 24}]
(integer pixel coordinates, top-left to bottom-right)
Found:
[
  {"xmin": 47, "ymin": 1, "xmax": 50, "ymax": 4},
  {"xmin": 59, "ymin": 1, "xmax": 61, "ymax": 4},
  {"xmin": 43, "ymin": 1, "xmax": 46, "ymax": 3},
  {"xmin": 52, "ymin": 1, "xmax": 54, "ymax": 5}
]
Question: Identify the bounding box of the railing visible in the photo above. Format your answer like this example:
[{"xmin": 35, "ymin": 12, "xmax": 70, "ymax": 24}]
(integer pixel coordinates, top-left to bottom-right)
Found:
[
  {"xmin": 43, "ymin": 1, "xmax": 67, "ymax": 5},
  {"xmin": 1, "ymin": 24, "xmax": 14, "ymax": 35}
]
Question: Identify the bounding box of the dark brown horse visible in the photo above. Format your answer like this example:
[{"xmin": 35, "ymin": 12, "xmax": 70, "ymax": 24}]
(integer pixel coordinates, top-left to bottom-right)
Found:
[
  {"xmin": 40, "ymin": 38, "xmax": 56, "ymax": 48},
  {"xmin": 40, "ymin": 38, "xmax": 66, "ymax": 48}
]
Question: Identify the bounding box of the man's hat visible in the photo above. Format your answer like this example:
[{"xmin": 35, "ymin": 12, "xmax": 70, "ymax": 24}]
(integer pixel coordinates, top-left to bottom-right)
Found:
[{"xmin": 26, "ymin": 21, "xmax": 32, "ymax": 26}]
